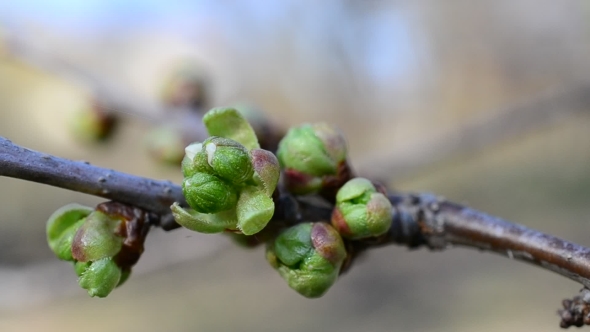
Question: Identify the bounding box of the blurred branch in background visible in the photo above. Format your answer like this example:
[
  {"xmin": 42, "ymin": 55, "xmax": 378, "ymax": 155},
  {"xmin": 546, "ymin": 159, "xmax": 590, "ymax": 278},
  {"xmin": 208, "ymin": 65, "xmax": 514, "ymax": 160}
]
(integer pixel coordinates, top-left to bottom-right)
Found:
[
  {"xmin": 360, "ymin": 82, "xmax": 590, "ymax": 181},
  {"xmin": 1, "ymin": 30, "xmax": 210, "ymax": 152},
  {"xmin": 6, "ymin": 27, "xmax": 590, "ymax": 184},
  {"xmin": 3, "ymin": 31, "xmax": 157, "ymax": 121}
]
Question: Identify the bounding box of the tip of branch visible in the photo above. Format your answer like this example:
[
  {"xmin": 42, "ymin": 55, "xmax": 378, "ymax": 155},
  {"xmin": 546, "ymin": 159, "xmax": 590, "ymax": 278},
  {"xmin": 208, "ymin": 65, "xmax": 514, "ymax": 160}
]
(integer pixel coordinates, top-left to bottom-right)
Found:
[{"xmin": 558, "ymin": 288, "xmax": 590, "ymax": 328}]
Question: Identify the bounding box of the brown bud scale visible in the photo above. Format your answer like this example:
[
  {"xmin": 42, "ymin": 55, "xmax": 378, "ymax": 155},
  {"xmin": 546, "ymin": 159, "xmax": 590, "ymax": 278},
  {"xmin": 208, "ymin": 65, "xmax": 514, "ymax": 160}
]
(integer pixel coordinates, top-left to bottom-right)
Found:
[{"xmin": 96, "ymin": 201, "xmax": 152, "ymax": 268}]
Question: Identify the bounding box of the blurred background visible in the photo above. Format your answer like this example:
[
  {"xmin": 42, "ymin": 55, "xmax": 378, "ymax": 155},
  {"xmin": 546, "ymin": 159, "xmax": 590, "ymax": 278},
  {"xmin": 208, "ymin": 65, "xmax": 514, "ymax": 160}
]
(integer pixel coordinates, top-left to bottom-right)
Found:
[{"xmin": 1, "ymin": 1, "xmax": 590, "ymax": 331}]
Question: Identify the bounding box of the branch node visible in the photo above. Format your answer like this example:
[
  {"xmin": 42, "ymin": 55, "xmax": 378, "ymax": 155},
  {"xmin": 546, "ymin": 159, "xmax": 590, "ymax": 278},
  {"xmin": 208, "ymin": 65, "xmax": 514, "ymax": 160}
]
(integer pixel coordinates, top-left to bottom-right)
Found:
[{"xmin": 559, "ymin": 288, "xmax": 590, "ymax": 328}]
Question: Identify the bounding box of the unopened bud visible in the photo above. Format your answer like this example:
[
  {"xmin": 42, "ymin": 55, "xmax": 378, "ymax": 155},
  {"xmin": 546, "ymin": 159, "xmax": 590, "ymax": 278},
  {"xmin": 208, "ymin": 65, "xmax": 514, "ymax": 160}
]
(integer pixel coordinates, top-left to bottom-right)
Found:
[
  {"xmin": 277, "ymin": 123, "xmax": 348, "ymax": 195},
  {"xmin": 47, "ymin": 202, "xmax": 150, "ymax": 298},
  {"xmin": 331, "ymin": 178, "xmax": 392, "ymax": 239},
  {"xmin": 267, "ymin": 222, "xmax": 346, "ymax": 298},
  {"xmin": 202, "ymin": 136, "xmax": 254, "ymax": 185},
  {"xmin": 173, "ymin": 107, "xmax": 279, "ymax": 235},
  {"xmin": 182, "ymin": 172, "xmax": 238, "ymax": 214}
]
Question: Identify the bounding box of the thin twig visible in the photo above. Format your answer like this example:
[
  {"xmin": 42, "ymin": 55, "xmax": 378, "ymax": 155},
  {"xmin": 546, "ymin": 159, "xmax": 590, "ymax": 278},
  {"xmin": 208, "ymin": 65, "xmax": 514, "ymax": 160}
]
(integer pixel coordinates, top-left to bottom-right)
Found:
[{"xmin": 3, "ymin": 31, "xmax": 166, "ymax": 123}]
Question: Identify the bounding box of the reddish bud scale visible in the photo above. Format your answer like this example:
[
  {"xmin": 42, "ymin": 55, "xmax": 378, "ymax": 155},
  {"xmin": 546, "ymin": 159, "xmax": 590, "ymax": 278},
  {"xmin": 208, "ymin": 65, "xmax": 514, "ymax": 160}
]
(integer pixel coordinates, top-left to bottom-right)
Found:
[
  {"xmin": 250, "ymin": 148, "xmax": 280, "ymax": 196},
  {"xmin": 96, "ymin": 202, "xmax": 152, "ymax": 268},
  {"xmin": 71, "ymin": 218, "xmax": 116, "ymax": 263},
  {"xmin": 250, "ymin": 149, "xmax": 279, "ymax": 173},
  {"xmin": 366, "ymin": 195, "xmax": 392, "ymax": 231},
  {"xmin": 330, "ymin": 207, "xmax": 352, "ymax": 238},
  {"xmin": 284, "ymin": 168, "xmax": 319, "ymax": 193},
  {"xmin": 311, "ymin": 223, "xmax": 346, "ymax": 266},
  {"xmin": 313, "ymin": 124, "xmax": 347, "ymax": 163}
]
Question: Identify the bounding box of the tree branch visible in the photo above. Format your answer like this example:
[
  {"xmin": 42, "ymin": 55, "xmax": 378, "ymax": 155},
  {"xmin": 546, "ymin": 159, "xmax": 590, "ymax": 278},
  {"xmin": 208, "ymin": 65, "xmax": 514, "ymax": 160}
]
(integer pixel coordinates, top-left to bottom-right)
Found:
[
  {"xmin": 3, "ymin": 136, "xmax": 590, "ymax": 292},
  {"xmin": 363, "ymin": 193, "xmax": 590, "ymax": 289},
  {"xmin": 0, "ymin": 136, "xmax": 326, "ymax": 230},
  {"xmin": 0, "ymin": 136, "xmax": 184, "ymax": 218}
]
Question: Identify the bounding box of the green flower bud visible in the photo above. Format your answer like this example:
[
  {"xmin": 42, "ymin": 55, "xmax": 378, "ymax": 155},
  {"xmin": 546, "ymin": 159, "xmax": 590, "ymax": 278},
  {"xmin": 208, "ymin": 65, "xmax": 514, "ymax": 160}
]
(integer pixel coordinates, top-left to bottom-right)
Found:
[
  {"xmin": 182, "ymin": 137, "xmax": 255, "ymax": 187},
  {"xmin": 267, "ymin": 222, "xmax": 347, "ymax": 298},
  {"xmin": 202, "ymin": 136, "xmax": 254, "ymax": 185},
  {"xmin": 182, "ymin": 172, "xmax": 238, "ymax": 214},
  {"xmin": 331, "ymin": 178, "xmax": 392, "ymax": 239},
  {"xmin": 78, "ymin": 257, "xmax": 122, "ymax": 298},
  {"xmin": 277, "ymin": 123, "xmax": 347, "ymax": 195},
  {"xmin": 46, "ymin": 204, "xmax": 93, "ymax": 261}
]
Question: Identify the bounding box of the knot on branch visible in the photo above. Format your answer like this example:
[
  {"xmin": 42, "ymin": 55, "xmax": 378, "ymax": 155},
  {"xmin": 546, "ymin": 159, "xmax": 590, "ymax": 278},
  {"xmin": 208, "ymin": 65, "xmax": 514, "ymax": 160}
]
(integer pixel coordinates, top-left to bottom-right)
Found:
[
  {"xmin": 559, "ymin": 288, "xmax": 590, "ymax": 328},
  {"xmin": 383, "ymin": 193, "xmax": 447, "ymax": 249}
]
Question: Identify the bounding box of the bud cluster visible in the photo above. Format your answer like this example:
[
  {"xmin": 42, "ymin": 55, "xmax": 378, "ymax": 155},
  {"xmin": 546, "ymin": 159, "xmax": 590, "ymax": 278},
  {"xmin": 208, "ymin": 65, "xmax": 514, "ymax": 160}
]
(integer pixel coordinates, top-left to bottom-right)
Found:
[
  {"xmin": 46, "ymin": 202, "xmax": 150, "ymax": 297},
  {"xmin": 49, "ymin": 106, "xmax": 396, "ymax": 300},
  {"xmin": 267, "ymin": 123, "xmax": 394, "ymax": 297},
  {"xmin": 171, "ymin": 107, "xmax": 280, "ymax": 235}
]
